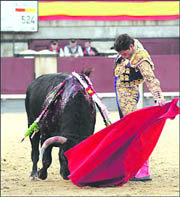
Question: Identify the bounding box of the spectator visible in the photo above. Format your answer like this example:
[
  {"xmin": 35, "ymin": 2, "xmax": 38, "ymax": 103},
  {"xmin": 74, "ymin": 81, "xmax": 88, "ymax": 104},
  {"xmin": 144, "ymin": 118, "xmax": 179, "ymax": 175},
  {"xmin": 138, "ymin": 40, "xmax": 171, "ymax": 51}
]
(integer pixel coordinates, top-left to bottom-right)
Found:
[
  {"xmin": 49, "ymin": 40, "xmax": 64, "ymax": 57},
  {"xmin": 82, "ymin": 40, "xmax": 99, "ymax": 56},
  {"xmin": 64, "ymin": 39, "xmax": 83, "ymax": 57}
]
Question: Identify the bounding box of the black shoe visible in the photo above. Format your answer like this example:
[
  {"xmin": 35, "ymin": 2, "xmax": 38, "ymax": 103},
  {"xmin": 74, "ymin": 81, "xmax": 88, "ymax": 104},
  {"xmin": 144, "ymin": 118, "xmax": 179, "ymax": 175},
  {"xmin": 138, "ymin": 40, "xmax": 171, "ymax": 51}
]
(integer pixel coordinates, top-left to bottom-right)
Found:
[{"xmin": 130, "ymin": 175, "xmax": 152, "ymax": 182}]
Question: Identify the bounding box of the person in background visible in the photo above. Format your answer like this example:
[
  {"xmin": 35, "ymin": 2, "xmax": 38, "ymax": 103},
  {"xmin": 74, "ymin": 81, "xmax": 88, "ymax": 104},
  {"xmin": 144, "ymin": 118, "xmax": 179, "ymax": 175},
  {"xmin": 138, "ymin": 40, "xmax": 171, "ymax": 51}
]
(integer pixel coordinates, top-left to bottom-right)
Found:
[
  {"xmin": 113, "ymin": 34, "xmax": 166, "ymax": 181},
  {"xmin": 64, "ymin": 39, "xmax": 83, "ymax": 57},
  {"xmin": 49, "ymin": 40, "xmax": 64, "ymax": 57},
  {"xmin": 82, "ymin": 40, "xmax": 99, "ymax": 56}
]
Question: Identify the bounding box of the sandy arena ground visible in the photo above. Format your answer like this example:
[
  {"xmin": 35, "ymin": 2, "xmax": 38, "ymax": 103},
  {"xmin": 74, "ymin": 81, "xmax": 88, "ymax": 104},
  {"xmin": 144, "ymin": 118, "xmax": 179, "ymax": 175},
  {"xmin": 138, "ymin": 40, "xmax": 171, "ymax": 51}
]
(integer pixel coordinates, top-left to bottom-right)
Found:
[{"xmin": 1, "ymin": 110, "xmax": 179, "ymax": 196}]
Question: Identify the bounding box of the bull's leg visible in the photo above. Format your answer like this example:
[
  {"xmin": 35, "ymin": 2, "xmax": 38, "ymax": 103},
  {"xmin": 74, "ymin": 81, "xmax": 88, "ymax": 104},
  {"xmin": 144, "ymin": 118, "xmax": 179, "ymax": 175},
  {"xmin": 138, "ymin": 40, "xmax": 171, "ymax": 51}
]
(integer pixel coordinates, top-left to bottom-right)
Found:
[
  {"xmin": 59, "ymin": 148, "xmax": 70, "ymax": 180},
  {"xmin": 38, "ymin": 142, "xmax": 53, "ymax": 180},
  {"xmin": 29, "ymin": 132, "xmax": 40, "ymax": 180}
]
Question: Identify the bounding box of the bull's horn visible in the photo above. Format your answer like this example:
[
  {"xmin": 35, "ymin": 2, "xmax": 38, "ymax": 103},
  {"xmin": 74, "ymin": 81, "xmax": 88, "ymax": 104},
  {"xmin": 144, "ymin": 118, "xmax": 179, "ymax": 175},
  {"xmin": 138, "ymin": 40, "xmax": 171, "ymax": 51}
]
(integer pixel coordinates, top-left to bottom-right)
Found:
[{"xmin": 40, "ymin": 136, "xmax": 67, "ymax": 160}]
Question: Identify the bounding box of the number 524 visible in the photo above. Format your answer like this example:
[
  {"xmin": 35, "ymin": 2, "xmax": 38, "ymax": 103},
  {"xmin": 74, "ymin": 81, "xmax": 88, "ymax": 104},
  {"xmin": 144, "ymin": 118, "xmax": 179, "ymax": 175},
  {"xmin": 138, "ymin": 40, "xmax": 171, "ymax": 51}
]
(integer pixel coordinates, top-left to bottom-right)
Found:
[{"xmin": 21, "ymin": 15, "xmax": 35, "ymax": 24}]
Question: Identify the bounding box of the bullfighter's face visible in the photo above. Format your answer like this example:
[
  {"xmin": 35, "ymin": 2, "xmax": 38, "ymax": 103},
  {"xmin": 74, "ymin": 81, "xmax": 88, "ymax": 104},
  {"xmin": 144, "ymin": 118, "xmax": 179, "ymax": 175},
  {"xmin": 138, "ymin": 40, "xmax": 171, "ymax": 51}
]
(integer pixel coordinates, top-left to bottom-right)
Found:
[{"xmin": 118, "ymin": 44, "xmax": 134, "ymax": 60}]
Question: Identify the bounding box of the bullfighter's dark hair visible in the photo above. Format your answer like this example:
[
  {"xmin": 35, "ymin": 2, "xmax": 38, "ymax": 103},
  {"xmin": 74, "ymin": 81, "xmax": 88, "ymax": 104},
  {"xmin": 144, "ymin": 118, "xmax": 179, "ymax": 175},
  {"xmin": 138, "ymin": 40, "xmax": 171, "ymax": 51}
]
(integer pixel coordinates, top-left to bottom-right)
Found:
[{"xmin": 114, "ymin": 34, "xmax": 135, "ymax": 52}]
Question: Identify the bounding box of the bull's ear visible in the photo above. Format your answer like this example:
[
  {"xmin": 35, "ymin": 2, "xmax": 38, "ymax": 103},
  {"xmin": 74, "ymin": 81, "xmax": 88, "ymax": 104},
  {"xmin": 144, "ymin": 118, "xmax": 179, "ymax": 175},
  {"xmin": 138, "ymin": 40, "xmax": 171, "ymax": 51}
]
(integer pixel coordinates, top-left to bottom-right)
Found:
[{"xmin": 81, "ymin": 67, "xmax": 94, "ymax": 77}]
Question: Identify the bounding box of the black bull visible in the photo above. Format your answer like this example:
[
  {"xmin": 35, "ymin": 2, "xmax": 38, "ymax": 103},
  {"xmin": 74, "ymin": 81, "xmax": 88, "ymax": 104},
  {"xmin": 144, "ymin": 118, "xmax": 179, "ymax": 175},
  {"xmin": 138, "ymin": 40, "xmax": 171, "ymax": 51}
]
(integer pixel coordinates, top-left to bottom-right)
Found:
[{"xmin": 25, "ymin": 72, "xmax": 96, "ymax": 180}]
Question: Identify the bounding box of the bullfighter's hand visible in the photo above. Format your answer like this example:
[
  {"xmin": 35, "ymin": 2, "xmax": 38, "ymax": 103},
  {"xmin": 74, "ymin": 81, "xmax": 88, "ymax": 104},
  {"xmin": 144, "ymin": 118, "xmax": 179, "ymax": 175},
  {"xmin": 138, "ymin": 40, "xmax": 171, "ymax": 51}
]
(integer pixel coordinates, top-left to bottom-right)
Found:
[{"xmin": 156, "ymin": 98, "xmax": 166, "ymax": 106}]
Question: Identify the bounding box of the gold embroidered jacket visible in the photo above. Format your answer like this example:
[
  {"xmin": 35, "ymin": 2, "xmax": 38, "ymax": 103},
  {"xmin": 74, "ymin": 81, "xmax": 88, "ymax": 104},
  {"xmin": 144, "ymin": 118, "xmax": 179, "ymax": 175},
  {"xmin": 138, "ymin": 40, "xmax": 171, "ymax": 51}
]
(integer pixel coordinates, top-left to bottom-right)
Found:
[{"xmin": 114, "ymin": 41, "xmax": 164, "ymax": 101}]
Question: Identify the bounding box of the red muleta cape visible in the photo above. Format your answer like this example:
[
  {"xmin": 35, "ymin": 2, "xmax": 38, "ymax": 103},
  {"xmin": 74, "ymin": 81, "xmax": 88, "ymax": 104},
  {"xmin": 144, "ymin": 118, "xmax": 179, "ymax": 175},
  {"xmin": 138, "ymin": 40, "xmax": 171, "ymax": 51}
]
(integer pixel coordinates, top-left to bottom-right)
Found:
[{"xmin": 65, "ymin": 98, "xmax": 179, "ymax": 187}]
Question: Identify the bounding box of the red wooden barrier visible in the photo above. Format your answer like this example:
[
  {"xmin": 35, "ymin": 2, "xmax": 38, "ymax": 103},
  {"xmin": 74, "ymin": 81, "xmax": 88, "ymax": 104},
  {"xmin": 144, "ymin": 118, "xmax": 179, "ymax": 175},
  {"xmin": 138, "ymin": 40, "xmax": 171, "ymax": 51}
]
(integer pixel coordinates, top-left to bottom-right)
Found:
[
  {"xmin": 58, "ymin": 57, "xmax": 115, "ymax": 93},
  {"xmin": 1, "ymin": 55, "xmax": 179, "ymax": 94},
  {"xmin": 144, "ymin": 55, "xmax": 179, "ymax": 92},
  {"xmin": 1, "ymin": 58, "xmax": 34, "ymax": 94},
  {"xmin": 58, "ymin": 55, "xmax": 179, "ymax": 93}
]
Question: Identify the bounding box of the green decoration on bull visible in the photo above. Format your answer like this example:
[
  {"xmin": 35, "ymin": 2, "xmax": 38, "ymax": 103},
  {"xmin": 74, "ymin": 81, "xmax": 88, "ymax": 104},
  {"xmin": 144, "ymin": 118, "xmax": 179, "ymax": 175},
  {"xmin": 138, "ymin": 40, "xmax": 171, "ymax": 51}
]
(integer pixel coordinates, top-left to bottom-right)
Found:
[
  {"xmin": 21, "ymin": 120, "xmax": 39, "ymax": 142},
  {"xmin": 21, "ymin": 80, "xmax": 66, "ymax": 143}
]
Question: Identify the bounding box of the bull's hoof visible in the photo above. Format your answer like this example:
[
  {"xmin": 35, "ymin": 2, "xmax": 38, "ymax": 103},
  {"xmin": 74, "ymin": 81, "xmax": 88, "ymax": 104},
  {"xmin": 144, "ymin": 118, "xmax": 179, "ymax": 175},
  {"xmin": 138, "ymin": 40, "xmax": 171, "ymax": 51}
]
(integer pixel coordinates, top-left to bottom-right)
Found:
[
  {"xmin": 30, "ymin": 172, "xmax": 38, "ymax": 181},
  {"xmin": 62, "ymin": 175, "xmax": 69, "ymax": 180},
  {"xmin": 30, "ymin": 175, "xmax": 38, "ymax": 181},
  {"xmin": 60, "ymin": 172, "xmax": 69, "ymax": 180},
  {"xmin": 38, "ymin": 169, "xmax": 47, "ymax": 180}
]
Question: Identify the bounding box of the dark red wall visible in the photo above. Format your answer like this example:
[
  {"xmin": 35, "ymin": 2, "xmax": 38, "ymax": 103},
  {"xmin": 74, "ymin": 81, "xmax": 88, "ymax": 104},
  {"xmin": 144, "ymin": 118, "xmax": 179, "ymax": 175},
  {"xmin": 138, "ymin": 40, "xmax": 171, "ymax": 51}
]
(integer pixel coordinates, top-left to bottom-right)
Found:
[
  {"xmin": 138, "ymin": 38, "xmax": 179, "ymax": 55},
  {"xmin": 58, "ymin": 57, "xmax": 115, "ymax": 93},
  {"xmin": 144, "ymin": 55, "xmax": 179, "ymax": 92},
  {"xmin": 1, "ymin": 55, "xmax": 179, "ymax": 94},
  {"xmin": 1, "ymin": 58, "xmax": 34, "ymax": 94}
]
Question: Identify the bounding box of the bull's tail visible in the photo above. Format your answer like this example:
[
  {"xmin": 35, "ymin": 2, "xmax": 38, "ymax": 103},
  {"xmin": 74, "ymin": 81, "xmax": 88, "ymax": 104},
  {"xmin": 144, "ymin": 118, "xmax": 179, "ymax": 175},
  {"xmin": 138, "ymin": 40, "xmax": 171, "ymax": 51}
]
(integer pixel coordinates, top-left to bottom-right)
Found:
[{"xmin": 40, "ymin": 136, "xmax": 67, "ymax": 160}]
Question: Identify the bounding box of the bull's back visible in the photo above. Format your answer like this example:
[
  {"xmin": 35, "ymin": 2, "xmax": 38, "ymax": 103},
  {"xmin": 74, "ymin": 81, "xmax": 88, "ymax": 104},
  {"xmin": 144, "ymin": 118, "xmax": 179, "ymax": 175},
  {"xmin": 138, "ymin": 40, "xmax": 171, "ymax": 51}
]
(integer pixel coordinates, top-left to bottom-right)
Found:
[{"xmin": 25, "ymin": 73, "xmax": 70, "ymax": 124}]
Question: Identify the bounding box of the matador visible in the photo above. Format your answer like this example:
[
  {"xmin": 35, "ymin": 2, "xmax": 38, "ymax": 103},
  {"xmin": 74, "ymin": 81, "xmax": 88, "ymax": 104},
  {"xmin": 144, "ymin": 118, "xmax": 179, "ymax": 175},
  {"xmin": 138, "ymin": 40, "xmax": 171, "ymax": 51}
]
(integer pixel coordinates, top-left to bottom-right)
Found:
[{"xmin": 113, "ymin": 34, "xmax": 166, "ymax": 181}]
